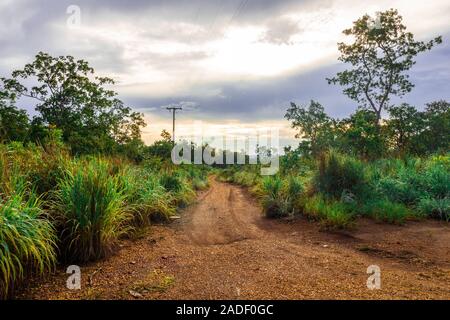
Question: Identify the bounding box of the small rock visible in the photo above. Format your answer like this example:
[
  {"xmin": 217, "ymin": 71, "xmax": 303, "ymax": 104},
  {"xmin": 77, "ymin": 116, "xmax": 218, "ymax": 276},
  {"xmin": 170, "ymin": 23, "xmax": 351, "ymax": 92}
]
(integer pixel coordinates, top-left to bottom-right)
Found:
[
  {"xmin": 322, "ymin": 245, "xmax": 329, "ymax": 248},
  {"xmin": 129, "ymin": 290, "xmax": 143, "ymax": 298},
  {"xmin": 170, "ymin": 215, "xmax": 181, "ymax": 220},
  {"xmin": 130, "ymin": 261, "xmax": 136, "ymax": 265}
]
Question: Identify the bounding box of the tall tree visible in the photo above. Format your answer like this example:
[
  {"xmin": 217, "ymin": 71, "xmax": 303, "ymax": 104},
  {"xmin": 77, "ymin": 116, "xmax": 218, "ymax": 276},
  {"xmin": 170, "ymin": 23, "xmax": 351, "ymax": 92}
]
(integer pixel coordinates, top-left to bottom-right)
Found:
[
  {"xmin": 385, "ymin": 103, "xmax": 424, "ymax": 155},
  {"xmin": 327, "ymin": 9, "xmax": 442, "ymax": 126},
  {"xmin": 285, "ymin": 100, "xmax": 334, "ymax": 156},
  {"xmin": 2, "ymin": 52, "xmax": 146, "ymax": 154}
]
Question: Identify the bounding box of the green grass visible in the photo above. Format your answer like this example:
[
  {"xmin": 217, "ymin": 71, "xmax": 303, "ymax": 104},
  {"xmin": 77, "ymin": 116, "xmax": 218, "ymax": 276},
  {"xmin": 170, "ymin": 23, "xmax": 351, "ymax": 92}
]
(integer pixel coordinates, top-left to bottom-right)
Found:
[
  {"xmin": 302, "ymin": 194, "xmax": 355, "ymax": 230},
  {"xmin": 361, "ymin": 198, "xmax": 416, "ymax": 224},
  {"xmin": 121, "ymin": 168, "xmax": 176, "ymax": 225},
  {"xmin": 314, "ymin": 151, "xmax": 368, "ymax": 200},
  {"xmin": 0, "ymin": 188, "xmax": 56, "ymax": 298},
  {"xmin": 53, "ymin": 158, "xmax": 131, "ymax": 262}
]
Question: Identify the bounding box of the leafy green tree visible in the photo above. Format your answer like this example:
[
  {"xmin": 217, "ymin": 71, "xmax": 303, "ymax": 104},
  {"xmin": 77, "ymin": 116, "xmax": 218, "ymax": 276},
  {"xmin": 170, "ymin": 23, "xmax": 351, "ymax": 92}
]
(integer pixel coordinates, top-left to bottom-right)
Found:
[
  {"xmin": 327, "ymin": 9, "xmax": 442, "ymax": 126},
  {"xmin": 0, "ymin": 85, "xmax": 29, "ymax": 142},
  {"xmin": 285, "ymin": 100, "xmax": 334, "ymax": 156},
  {"xmin": 385, "ymin": 103, "xmax": 424, "ymax": 155},
  {"xmin": 336, "ymin": 109, "xmax": 386, "ymax": 159},
  {"xmin": 421, "ymin": 100, "xmax": 450, "ymax": 154},
  {"xmin": 2, "ymin": 52, "xmax": 146, "ymax": 155},
  {"xmin": 146, "ymin": 130, "xmax": 174, "ymax": 159}
]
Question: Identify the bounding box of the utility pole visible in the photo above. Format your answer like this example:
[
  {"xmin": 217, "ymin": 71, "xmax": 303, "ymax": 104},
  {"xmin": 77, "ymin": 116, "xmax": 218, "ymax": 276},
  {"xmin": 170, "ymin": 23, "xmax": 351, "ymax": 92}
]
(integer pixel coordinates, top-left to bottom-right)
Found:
[{"xmin": 166, "ymin": 106, "xmax": 182, "ymax": 144}]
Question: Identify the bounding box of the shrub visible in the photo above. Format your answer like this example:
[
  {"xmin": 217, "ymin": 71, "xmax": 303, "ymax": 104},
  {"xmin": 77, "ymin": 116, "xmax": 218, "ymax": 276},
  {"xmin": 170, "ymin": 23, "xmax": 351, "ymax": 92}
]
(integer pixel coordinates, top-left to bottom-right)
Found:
[
  {"xmin": 159, "ymin": 172, "xmax": 195, "ymax": 207},
  {"xmin": 417, "ymin": 197, "xmax": 449, "ymax": 221},
  {"xmin": 121, "ymin": 168, "xmax": 176, "ymax": 225},
  {"xmin": 53, "ymin": 159, "xmax": 131, "ymax": 262},
  {"xmin": 375, "ymin": 156, "xmax": 450, "ymax": 217},
  {"xmin": 315, "ymin": 151, "xmax": 368, "ymax": 199},
  {"xmin": 261, "ymin": 176, "xmax": 290, "ymax": 218},
  {"xmin": 302, "ymin": 194, "xmax": 354, "ymax": 229},
  {"xmin": 361, "ymin": 199, "xmax": 415, "ymax": 224},
  {"xmin": 0, "ymin": 189, "xmax": 56, "ymax": 298}
]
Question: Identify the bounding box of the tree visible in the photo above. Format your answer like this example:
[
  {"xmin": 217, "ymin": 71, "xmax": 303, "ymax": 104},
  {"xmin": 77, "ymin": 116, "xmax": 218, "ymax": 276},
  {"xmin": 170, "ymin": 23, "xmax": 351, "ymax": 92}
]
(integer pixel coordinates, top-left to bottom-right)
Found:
[
  {"xmin": 327, "ymin": 9, "xmax": 442, "ymax": 126},
  {"xmin": 385, "ymin": 103, "xmax": 424, "ymax": 155},
  {"xmin": 285, "ymin": 100, "xmax": 334, "ymax": 156},
  {"xmin": 146, "ymin": 130, "xmax": 174, "ymax": 159},
  {"xmin": 2, "ymin": 52, "xmax": 146, "ymax": 154},
  {"xmin": 0, "ymin": 84, "xmax": 29, "ymax": 142},
  {"xmin": 336, "ymin": 109, "xmax": 386, "ymax": 159},
  {"xmin": 421, "ymin": 100, "xmax": 450, "ymax": 154}
]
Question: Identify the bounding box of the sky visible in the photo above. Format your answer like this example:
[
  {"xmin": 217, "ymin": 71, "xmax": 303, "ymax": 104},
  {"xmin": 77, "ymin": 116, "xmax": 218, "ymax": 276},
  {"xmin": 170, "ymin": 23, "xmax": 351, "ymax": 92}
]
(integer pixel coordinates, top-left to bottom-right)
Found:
[{"xmin": 1, "ymin": 0, "xmax": 449, "ymax": 148}]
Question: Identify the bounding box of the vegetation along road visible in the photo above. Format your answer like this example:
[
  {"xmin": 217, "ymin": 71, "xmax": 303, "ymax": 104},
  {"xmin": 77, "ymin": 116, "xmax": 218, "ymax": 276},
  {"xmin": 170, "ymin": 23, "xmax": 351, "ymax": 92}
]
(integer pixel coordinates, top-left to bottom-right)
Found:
[{"xmin": 20, "ymin": 178, "xmax": 450, "ymax": 300}]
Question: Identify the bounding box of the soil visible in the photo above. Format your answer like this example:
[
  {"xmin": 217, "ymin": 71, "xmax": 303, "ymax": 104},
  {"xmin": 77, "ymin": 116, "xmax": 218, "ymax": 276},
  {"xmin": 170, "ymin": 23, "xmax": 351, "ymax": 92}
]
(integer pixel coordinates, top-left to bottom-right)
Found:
[{"xmin": 18, "ymin": 178, "xmax": 450, "ymax": 300}]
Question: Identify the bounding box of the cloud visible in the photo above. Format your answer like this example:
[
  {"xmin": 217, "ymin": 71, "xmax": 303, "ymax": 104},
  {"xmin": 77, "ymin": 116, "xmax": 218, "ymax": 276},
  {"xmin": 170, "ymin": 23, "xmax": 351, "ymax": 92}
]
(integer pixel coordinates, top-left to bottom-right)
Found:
[{"xmin": 1, "ymin": 0, "xmax": 449, "ymax": 146}]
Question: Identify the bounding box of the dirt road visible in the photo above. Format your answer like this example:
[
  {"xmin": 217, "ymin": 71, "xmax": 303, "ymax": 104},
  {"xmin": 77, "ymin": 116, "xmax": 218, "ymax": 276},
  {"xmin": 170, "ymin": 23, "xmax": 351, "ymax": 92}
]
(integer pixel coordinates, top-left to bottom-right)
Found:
[{"xmin": 21, "ymin": 178, "xmax": 450, "ymax": 299}]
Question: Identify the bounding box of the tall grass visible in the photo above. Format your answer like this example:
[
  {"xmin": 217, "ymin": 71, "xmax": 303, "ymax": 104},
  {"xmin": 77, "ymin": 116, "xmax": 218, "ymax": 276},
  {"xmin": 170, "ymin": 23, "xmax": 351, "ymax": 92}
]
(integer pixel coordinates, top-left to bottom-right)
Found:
[
  {"xmin": 0, "ymin": 188, "xmax": 56, "ymax": 298},
  {"xmin": 121, "ymin": 168, "xmax": 176, "ymax": 225},
  {"xmin": 315, "ymin": 151, "xmax": 368, "ymax": 200},
  {"xmin": 302, "ymin": 194, "xmax": 355, "ymax": 230},
  {"xmin": 159, "ymin": 171, "xmax": 196, "ymax": 207},
  {"xmin": 53, "ymin": 159, "xmax": 131, "ymax": 262}
]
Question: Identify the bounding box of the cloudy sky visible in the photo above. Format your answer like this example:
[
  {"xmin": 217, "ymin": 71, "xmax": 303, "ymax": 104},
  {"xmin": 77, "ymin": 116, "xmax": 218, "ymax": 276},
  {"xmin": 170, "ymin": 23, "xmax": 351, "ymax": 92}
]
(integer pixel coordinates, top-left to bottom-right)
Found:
[{"xmin": 1, "ymin": 0, "xmax": 449, "ymax": 147}]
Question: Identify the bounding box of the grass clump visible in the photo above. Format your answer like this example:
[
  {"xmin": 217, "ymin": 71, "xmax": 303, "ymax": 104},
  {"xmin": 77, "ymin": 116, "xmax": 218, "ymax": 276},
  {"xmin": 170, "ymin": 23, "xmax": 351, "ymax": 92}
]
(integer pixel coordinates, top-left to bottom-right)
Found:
[
  {"xmin": 0, "ymin": 188, "xmax": 56, "ymax": 298},
  {"xmin": 260, "ymin": 175, "xmax": 304, "ymax": 218},
  {"xmin": 315, "ymin": 151, "xmax": 368, "ymax": 200},
  {"xmin": 53, "ymin": 158, "xmax": 131, "ymax": 263},
  {"xmin": 303, "ymin": 194, "xmax": 355, "ymax": 230},
  {"xmin": 121, "ymin": 168, "xmax": 176, "ymax": 225},
  {"xmin": 361, "ymin": 199, "xmax": 415, "ymax": 224}
]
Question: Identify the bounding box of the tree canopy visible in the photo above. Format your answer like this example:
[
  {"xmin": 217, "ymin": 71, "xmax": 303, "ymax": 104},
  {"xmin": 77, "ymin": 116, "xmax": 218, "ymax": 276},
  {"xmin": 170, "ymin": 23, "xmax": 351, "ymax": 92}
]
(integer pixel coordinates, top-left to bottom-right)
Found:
[
  {"xmin": 327, "ymin": 9, "xmax": 442, "ymax": 125},
  {"xmin": 1, "ymin": 52, "xmax": 146, "ymax": 155}
]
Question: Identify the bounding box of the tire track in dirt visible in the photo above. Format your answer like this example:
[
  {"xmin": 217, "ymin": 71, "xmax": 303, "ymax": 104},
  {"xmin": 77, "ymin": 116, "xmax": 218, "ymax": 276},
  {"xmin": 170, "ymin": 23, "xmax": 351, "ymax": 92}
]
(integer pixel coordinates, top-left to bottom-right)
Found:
[{"xmin": 187, "ymin": 179, "xmax": 261, "ymax": 245}]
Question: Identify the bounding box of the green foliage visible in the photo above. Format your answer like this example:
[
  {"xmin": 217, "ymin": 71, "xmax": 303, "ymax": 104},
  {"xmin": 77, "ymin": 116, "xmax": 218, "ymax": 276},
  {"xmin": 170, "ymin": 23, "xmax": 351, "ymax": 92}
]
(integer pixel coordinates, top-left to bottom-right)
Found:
[
  {"xmin": 0, "ymin": 187, "xmax": 56, "ymax": 298},
  {"xmin": 327, "ymin": 9, "xmax": 442, "ymax": 125},
  {"xmin": 417, "ymin": 197, "xmax": 449, "ymax": 222},
  {"xmin": 361, "ymin": 199, "xmax": 415, "ymax": 224},
  {"xmin": 303, "ymin": 194, "xmax": 355, "ymax": 230},
  {"xmin": 2, "ymin": 52, "xmax": 146, "ymax": 156},
  {"xmin": 421, "ymin": 101, "xmax": 450, "ymax": 154},
  {"xmin": 53, "ymin": 158, "xmax": 131, "ymax": 262},
  {"xmin": 336, "ymin": 110, "xmax": 386, "ymax": 159},
  {"xmin": 285, "ymin": 100, "xmax": 334, "ymax": 156},
  {"xmin": 0, "ymin": 103, "xmax": 29, "ymax": 142},
  {"xmin": 261, "ymin": 176, "xmax": 289, "ymax": 218},
  {"xmin": 120, "ymin": 168, "xmax": 176, "ymax": 225},
  {"xmin": 159, "ymin": 170, "xmax": 196, "ymax": 207},
  {"xmin": 314, "ymin": 151, "xmax": 368, "ymax": 199},
  {"xmin": 375, "ymin": 157, "xmax": 450, "ymax": 206},
  {"xmin": 386, "ymin": 103, "xmax": 424, "ymax": 155}
]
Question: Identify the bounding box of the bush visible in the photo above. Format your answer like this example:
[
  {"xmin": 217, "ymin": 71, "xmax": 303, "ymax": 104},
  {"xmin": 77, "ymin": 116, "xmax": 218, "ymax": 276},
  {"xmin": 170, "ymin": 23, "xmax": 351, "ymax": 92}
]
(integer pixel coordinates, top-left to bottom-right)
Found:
[
  {"xmin": 361, "ymin": 199, "xmax": 415, "ymax": 224},
  {"xmin": 315, "ymin": 151, "xmax": 368, "ymax": 199},
  {"xmin": 159, "ymin": 171, "xmax": 195, "ymax": 207},
  {"xmin": 417, "ymin": 197, "xmax": 449, "ymax": 221},
  {"xmin": 261, "ymin": 176, "xmax": 289, "ymax": 218},
  {"xmin": 302, "ymin": 194, "xmax": 354, "ymax": 229},
  {"xmin": 121, "ymin": 168, "xmax": 176, "ymax": 225},
  {"xmin": 53, "ymin": 159, "xmax": 131, "ymax": 262},
  {"xmin": 375, "ymin": 156, "xmax": 450, "ymax": 220},
  {"xmin": 0, "ymin": 189, "xmax": 56, "ymax": 298}
]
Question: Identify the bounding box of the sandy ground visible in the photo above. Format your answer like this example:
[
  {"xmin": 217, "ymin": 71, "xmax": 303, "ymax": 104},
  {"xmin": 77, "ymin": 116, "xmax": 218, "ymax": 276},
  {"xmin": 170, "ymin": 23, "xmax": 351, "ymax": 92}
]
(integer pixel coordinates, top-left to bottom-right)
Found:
[{"xmin": 18, "ymin": 178, "xmax": 450, "ymax": 300}]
